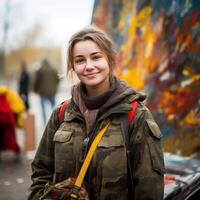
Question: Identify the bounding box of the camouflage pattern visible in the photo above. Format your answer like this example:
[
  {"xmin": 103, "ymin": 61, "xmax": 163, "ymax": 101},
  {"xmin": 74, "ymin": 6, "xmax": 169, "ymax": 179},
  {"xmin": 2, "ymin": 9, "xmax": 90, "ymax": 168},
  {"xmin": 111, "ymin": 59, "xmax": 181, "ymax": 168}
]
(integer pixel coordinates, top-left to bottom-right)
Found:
[{"xmin": 29, "ymin": 94, "xmax": 165, "ymax": 200}]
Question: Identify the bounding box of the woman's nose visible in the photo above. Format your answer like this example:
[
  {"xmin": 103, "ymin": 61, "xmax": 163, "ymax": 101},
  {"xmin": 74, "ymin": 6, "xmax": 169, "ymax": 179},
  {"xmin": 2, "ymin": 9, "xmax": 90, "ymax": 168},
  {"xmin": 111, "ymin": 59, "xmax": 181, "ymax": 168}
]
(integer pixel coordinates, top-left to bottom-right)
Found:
[{"xmin": 85, "ymin": 59, "xmax": 94, "ymax": 70}]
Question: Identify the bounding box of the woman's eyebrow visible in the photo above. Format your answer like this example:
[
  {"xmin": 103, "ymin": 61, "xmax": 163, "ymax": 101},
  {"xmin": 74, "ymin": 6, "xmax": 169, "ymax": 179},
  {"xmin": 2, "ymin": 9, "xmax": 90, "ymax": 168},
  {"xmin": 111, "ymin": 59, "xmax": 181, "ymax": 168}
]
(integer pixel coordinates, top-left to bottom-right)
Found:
[
  {"xmin": 74, "ymin": 52, "xmax": 103, "ymax": 58},
  {"xmin": 74, "ymin": 55, "xmax": 83, "ymax": 58},
  {"xmin": 91, "ymin": 52, "xmax": 103, "ymax": 56}
]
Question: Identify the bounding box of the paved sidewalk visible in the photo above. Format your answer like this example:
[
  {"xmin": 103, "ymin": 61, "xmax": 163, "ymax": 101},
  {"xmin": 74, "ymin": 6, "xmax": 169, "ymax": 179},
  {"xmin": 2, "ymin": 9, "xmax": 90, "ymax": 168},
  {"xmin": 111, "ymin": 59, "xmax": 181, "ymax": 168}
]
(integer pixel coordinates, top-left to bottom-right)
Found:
[{"xmin": 0, "ymin": 152, "xmax": 32, "ymax": 200}]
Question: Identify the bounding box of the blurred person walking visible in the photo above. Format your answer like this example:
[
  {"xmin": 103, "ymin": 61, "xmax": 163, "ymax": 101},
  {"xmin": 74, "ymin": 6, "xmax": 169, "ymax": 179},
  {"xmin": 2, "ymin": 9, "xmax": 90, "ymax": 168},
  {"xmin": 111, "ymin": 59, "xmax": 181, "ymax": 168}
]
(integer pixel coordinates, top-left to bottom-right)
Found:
[
  {"xmin": 18, "ymin": 60, "xmax": 30, "ymax": 111},
  {"xmin": 33, "ymin": 58, "xmax": 59, "ymax": 124}
]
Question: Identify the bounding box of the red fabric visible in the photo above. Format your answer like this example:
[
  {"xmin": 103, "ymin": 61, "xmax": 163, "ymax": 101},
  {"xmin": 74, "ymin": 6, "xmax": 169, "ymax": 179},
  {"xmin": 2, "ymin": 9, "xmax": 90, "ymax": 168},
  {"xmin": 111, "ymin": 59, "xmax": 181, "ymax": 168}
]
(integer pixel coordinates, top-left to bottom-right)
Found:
[
  {"xmin": 0, "ymin": 95, "xmax": 20, "ymax": 152},
  {"xmin": 58, "ymin": 100, "xmax": 68, "ymax": 123},
  {"xmin": 59, "ymin": 100, "xmax": 138, "ymax": 124},
  {"xmin": 128, "ymin": 101, "xmax": 138, "ymax": 123}
]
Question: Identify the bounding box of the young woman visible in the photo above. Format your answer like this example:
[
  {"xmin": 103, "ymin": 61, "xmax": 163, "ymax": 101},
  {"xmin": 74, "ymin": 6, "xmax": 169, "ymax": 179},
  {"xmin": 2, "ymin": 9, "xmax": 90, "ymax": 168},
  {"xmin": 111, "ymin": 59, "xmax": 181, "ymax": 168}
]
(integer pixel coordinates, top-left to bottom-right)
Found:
[{"xmin": 29, "ymin": 26, "xmax": 164, "ymax": 200}]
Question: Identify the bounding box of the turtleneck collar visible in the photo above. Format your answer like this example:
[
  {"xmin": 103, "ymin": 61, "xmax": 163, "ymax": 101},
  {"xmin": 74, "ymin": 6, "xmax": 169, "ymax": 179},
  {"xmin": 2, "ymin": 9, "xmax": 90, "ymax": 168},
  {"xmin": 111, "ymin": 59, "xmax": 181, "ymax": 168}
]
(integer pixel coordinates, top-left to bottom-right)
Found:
[{"xmin": 80, "ymin": 77, "xmax": 118, "ymax": 109}]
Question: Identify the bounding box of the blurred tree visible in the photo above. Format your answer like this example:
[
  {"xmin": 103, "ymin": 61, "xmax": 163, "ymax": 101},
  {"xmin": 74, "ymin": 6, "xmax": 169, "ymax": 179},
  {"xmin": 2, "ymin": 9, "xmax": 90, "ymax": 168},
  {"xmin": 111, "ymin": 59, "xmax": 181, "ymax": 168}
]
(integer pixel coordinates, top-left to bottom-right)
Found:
[
  {"xmin": 0, "ymin": 0, "xmax": 10, "ymax": 77},
  {"xmin": 0, "ymin": 0, "xmax": 61, "ymax": 80}
]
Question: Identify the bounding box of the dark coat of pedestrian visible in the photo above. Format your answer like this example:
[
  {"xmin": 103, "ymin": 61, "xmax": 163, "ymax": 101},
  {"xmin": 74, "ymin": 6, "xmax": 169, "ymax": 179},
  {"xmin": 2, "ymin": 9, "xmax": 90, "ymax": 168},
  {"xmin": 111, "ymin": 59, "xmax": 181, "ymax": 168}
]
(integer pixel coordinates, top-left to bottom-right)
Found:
[
  {"xmin": 29, "ymin": 26, "xmax": 165, "ymax": 200},
  {"xmin": 18, "ymin": 60, "xmax": 30, "ymax": 111},
  {"xmin": 33, "ymin": 59, "xmax": 59, "ymax": 97},
  {"xmin": 33, "ymin": 59, "xmax": 59, "ymax": 123}
]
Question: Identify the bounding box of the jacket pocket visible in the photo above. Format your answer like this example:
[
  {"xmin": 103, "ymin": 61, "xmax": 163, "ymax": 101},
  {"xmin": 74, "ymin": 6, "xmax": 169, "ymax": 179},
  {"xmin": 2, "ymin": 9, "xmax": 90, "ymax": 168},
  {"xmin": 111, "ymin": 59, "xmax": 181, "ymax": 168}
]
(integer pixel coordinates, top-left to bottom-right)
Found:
[
  {"xmin": 98, "ymin": 134, "xmax": 124, "ymax": 148},
  {"xmin": 53, "ymin": 130, "xmax": 74, "ymax": 175},
  {"xmin": 96, "ymin": 132, "xmax": 127, "ymax": 180},
  {"xmin": 146, "ymin": 119, "xmax": 162, "ymax": 139},
  {"xmin": 53, "ymin": 130, "xmax": 73, "ymax": 143},
  {"xmin": 146, "ymin": 120, "xmax": 165, "ymax": 175}
]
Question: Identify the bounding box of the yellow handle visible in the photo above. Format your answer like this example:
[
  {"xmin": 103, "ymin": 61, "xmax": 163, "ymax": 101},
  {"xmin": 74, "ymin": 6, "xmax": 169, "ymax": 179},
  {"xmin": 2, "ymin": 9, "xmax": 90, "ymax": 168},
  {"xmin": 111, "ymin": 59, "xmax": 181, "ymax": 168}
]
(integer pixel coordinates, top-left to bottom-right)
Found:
[{"xmin": 74, "ymin": 122, "xmax": 110, "ymax": 188}]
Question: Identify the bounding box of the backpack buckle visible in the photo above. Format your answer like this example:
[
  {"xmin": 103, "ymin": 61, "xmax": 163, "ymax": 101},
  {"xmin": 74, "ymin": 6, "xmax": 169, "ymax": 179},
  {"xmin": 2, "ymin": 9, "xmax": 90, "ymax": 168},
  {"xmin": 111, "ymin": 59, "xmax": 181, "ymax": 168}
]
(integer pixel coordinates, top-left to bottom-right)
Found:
[{"xmin": 70, "ymin": 185, "xmax": 80, "ymax": 199}]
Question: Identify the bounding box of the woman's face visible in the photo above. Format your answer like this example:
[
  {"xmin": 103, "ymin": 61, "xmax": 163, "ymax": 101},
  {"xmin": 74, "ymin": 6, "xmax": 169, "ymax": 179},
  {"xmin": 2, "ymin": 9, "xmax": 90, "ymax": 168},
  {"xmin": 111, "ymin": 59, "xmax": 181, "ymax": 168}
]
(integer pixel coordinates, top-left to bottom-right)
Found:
[{"xmin": 73, "ymin": 40, "xmax": 110, "ymax": 94}]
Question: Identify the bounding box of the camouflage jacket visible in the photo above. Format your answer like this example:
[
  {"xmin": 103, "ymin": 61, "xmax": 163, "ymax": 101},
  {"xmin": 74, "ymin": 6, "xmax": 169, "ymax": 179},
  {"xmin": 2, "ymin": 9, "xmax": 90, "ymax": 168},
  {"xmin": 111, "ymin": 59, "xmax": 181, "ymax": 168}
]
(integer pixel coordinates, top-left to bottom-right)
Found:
[{"xmin": 29, "ymin": 91, "xmax": 165, "ymax": 200}]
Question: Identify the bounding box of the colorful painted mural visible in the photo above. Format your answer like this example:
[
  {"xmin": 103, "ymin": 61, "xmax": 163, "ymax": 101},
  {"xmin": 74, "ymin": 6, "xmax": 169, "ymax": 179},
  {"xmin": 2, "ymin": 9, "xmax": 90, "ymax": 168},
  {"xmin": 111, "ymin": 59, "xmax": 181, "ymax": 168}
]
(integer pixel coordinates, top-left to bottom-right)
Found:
[{"xmin": 92, "ymin": 0, "xmax": 200, "ymax": 156}]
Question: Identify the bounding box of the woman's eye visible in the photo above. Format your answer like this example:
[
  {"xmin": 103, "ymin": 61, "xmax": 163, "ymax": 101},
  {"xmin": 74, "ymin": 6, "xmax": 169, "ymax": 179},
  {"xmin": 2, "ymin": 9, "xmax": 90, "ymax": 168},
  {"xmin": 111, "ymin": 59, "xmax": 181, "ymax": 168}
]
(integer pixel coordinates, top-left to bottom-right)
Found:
[
  {"xmin": 75, "ymin": 59, "xmax": 85, "ymax": 64},
  {"xmin": 92, "ymin": 55, "xmax": 101, "ymax": 60}
]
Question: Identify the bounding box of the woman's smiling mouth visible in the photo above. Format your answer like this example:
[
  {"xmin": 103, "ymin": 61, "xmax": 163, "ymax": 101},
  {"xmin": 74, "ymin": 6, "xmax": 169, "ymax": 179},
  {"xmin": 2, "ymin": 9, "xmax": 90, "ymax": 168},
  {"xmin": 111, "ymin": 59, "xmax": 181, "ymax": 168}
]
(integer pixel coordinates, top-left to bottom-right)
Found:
[{"xmin": 84, "ymin": 73, "xmax": 98, "ymax": 78}]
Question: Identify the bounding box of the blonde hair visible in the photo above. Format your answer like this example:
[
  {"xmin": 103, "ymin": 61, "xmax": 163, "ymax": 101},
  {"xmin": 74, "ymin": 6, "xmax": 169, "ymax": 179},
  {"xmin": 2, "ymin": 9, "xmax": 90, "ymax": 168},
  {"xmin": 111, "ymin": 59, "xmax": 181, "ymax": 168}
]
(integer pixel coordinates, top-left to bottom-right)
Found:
[{"xmin": 66, "ymin": 26, "xmax": 116, "ymax": 77}]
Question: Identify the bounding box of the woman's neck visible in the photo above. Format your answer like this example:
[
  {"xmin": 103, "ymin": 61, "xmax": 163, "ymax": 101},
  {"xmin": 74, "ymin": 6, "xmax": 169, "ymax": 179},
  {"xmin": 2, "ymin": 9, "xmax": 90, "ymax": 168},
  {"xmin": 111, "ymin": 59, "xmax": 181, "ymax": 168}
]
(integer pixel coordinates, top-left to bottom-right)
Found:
[
  {"xmin": 85, "ymin": 78, "xmax": 110, "ymax": 98},
  {"xmin": 80, "ymin": 76, "xmax": 117, "ymax": 110}
]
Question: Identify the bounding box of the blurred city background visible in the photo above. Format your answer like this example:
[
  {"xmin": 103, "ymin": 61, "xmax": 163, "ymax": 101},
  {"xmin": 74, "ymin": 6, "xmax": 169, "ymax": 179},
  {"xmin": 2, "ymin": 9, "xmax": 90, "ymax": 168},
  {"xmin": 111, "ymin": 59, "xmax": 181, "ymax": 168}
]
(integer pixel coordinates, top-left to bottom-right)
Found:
[{"xmin": 0, "ymin": 0, "xmax": 200, "ymax": 199}]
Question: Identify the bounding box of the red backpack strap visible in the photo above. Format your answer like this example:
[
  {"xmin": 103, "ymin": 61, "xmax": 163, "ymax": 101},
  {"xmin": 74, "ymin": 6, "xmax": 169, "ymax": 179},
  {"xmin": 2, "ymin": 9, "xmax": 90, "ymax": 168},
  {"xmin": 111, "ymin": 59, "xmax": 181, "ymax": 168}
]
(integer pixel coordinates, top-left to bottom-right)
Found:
[
  {"xmin": 58, "ymin": 100, "xmax": 68, "ymax": 123},
  {"xmin": 125, "ymin": 100, "xmax": 138, "ymax": 197},
  {"xmin": 128, "ymin": 101, "xmax": 138, "ymax": 123}
]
